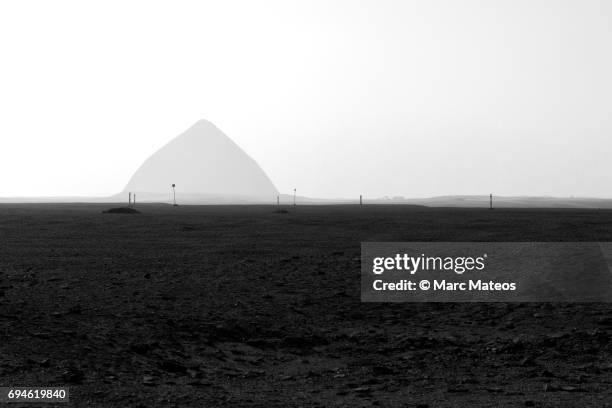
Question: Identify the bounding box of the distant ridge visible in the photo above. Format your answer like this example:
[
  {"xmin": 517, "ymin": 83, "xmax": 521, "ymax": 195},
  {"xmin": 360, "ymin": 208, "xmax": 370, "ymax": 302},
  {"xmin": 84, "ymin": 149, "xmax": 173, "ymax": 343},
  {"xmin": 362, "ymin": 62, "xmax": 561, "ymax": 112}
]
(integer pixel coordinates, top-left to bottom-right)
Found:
[
  {"xmin": 359, "ymin": 195, "xmax": 612, "ymax": 209},
  {"xmin": 272, "ymin": 195, "xmax": 612, "ymax": 209},
  {"xmin": 2, "ymin": 194, "xmax": 612, "ymax": 208}
]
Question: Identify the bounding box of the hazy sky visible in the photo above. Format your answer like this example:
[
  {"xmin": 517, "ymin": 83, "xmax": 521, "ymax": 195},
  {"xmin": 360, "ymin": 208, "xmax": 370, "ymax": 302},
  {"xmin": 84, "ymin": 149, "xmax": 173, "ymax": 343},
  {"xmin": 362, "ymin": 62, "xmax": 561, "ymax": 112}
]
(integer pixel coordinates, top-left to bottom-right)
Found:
[{"xmin": 1, "ymin": 0, "xmax": 611, "ymax": 198}]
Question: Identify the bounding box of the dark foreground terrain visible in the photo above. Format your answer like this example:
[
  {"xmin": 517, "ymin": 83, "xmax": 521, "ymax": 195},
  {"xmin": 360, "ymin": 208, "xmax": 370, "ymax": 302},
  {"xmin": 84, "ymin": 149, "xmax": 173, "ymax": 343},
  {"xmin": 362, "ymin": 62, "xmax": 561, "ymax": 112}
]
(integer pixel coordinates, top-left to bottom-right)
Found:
[{"xmin": 1, "ymin": 204, "xmax": 612, "ymax": 407}]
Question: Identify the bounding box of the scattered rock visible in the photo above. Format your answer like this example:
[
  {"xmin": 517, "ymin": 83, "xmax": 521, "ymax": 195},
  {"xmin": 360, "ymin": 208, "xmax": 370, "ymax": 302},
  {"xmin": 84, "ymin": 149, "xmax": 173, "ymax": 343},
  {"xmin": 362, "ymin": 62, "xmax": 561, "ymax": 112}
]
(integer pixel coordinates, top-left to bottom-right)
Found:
[
  {"xmin": 447, "ymin": 386, "xmax": 469, "ymax": 393},
  {"xmin": 597, "ymin": 316, "xmax": 612, "ymax": 326},
  {"xmin": 186, "ymin": 369, "xmax": 201, "ymax": 379},
  {"xmin": 187, "ymin": 379, "xmax": 212, "ymax": 387},
  {"xmin": 245, "ymin": 338, "xmax": 277, "ymax": 349},
  {"xmin": 158, "ymin": 359, "xmax": 187, "ymax": 374},
  {"xmin": 336, "ymin": 390, "xmax": 349, "ymax": 396},
  {"xmin": 560, "ymin": 385, "xmax": 583, "ymax": 392},
  {"xmin": 129, "ymin": 342, "xmax": 158, "ymax": 355},
  {"xmin": 540, "ymin": 369, "xmax": 555, "ymax": 378},
  {"xmin": 280, "ymin": 333, "xmax": 329, "ymax": 349},
  {"xmin": 544, "ymin": 382, "xmax": 583, "ymax": 392},
  {"xmin": 142, "ymin": 375, "xmax": 156, "ymax": 386},
  {"xmin": 520, "ymin": 356, "xmax": 536, "ymax": 367},
  {"xmin": 208, "ymin": 322, "xmax": 251, "ymax": 342},
  {"xmin": 61, "ymin": 367, "xmax": 84, "ymax": 384},
  {"xmin": 371, "ymin": 365, "xmax": 395, "ymax": 375},
  {"xmin": 68, "ymin": 304, "xmax": 82, "ymax": 314}
]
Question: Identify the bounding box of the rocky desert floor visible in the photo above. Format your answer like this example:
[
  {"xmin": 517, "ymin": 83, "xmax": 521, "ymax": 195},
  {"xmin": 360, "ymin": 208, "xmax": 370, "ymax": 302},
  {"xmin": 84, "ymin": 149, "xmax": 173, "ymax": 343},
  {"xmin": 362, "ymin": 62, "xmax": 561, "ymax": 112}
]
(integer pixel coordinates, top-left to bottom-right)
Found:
[{"xmin": 1, "ymin": 204, "xmax": 612, "ymax": 407}]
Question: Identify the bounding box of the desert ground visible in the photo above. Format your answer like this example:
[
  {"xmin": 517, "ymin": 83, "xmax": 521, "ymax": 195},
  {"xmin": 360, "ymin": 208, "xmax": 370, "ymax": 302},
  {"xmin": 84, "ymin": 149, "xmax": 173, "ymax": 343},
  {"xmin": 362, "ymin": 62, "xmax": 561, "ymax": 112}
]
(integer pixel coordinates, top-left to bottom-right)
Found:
[{"xmin": 1, "ymin": 204, "xmax": 611, "ymax": 407}]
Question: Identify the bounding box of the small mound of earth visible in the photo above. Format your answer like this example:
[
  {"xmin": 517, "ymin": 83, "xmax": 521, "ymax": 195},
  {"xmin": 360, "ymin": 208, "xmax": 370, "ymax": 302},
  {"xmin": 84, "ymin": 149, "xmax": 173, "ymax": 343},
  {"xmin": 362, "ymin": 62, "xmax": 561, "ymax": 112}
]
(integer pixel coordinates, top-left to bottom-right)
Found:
[{"xmin": 102, "ymin": 207, "xmax": 141, "ymax": 214}]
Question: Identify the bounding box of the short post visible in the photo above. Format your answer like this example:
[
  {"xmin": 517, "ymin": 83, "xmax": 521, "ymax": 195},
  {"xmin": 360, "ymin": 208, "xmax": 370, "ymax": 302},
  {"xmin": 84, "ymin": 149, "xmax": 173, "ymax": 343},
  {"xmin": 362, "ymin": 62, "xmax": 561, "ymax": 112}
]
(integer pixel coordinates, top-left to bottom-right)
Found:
[
  {"xmin": 490, "ymin": 193, "xmax": 493, "ymax": 210},
  {"xmin": 172, "ymin": 184, "xmax": 177, "ymax": 206},
  {"xmin": 129, "ymin": 192, "xmax": 131, "ymax": 206},
  {"xmin": 293, "ymin": 189, "xmax": 296, "ymax": 206},
  {"xmin": 360, "ymin": 194, "xmax": 363, "ymax": 206},
  {"xmin": 277, "ymin": 195, "xmax": 280, "ymax": 206},
  {"xmin": 133, "ymin": 194, "xmax": 136, "ymax": 205}
]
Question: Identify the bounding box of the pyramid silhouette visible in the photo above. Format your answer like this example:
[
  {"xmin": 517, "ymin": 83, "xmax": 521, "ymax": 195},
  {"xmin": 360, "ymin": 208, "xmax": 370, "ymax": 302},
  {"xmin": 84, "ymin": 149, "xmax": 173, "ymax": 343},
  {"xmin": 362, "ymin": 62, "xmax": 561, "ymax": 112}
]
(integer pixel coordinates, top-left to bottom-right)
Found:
[{"xmin": 123, "ymin": 120, "xmax": 278, "ymax": 203}]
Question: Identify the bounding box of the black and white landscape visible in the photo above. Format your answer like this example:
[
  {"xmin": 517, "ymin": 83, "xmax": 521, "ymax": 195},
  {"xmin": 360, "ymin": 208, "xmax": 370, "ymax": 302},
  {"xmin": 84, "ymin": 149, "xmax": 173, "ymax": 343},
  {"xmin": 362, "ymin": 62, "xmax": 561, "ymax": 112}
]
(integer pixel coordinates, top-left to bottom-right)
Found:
[{"xmin": 2, "ymin": 1, "xmax": 612, "ymax": 407}]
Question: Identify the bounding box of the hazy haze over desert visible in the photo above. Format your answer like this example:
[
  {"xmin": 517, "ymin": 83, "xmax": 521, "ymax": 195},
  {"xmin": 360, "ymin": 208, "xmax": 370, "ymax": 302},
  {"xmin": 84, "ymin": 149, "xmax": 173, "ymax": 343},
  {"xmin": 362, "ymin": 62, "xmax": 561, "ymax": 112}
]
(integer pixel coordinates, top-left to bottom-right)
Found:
[{"xmin": 1, "ymin": 0, "xmax": 612, "ymax": 199}]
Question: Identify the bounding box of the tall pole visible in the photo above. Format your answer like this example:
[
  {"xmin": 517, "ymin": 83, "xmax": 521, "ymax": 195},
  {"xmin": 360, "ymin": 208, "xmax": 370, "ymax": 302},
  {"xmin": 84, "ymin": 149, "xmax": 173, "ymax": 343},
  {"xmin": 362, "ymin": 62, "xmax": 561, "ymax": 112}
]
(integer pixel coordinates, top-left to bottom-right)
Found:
[{"xmin": 293, "ymin": 189, "xmax": 296, "ymax": 206}]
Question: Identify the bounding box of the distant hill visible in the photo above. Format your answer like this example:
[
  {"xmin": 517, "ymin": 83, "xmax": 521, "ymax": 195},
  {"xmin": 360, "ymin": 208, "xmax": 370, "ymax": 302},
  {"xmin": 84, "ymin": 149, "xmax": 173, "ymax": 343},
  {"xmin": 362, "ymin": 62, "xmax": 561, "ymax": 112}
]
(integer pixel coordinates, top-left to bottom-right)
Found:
[
  {"xmin": 361, "ymin": 195, "xmax": 612, "ymax": 209},
  {"xmin": 2, "ymin": 194, "xmax": 612, "ymax": 208},
  {"xmin": 272, "ymin": 194, "xmax": 612, "ymax": 209}
]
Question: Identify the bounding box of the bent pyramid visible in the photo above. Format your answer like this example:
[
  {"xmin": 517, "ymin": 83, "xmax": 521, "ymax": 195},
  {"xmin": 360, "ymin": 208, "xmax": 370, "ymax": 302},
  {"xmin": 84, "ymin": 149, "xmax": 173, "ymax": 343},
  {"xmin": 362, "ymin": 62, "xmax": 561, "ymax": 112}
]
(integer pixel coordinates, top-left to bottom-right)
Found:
[{"xmin": 123, "ymin": 120, "xmax": 278, "ymax": 203}]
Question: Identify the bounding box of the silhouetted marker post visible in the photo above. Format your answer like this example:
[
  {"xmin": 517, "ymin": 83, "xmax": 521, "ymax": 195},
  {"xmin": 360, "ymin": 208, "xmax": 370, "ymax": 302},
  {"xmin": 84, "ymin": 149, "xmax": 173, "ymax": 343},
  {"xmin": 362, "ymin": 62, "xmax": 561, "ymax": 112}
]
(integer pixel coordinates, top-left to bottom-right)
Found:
[
  {"xmin": 133, "ymin": 194, "xmax": 136, "ymax": 205},
  {"xmin": 277, "ymin": 195, "xmax": 279, "ymax": 206},
  {"xmin": 293, "ymin": 189, "xmax": 296, "ymax": 206},
  {"xmin": 128, "ymin": 192, "xmax": 131, "ymax": 205},
  {"xmin": 172, "ymin": 184, "xmax": 177, "ymax": 206},
  {"xmin": 360, "ymin": 195, "xmax": 363, "ymax": 206},
  {"xmin": 490, "ymin": 193, "xmax": 493, "ymax": 210}
]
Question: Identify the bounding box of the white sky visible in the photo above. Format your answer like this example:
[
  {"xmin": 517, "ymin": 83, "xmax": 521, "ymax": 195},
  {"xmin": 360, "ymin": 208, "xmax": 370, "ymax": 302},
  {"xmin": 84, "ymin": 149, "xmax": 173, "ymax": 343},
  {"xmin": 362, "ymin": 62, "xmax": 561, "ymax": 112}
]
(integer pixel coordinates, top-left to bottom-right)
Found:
[{"xmin": 1, "ymin": 0, "xmax": 611, "ymax": 198}]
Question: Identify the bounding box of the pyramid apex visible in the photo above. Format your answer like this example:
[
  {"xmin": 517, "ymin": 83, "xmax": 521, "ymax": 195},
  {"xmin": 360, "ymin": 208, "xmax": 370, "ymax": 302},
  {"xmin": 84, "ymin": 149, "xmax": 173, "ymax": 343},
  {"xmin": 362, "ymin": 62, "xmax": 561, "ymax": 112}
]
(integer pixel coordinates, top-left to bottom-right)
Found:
[{"xmin": 193, "ymin": 118, "xmax": 213, "ymax": 127}]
